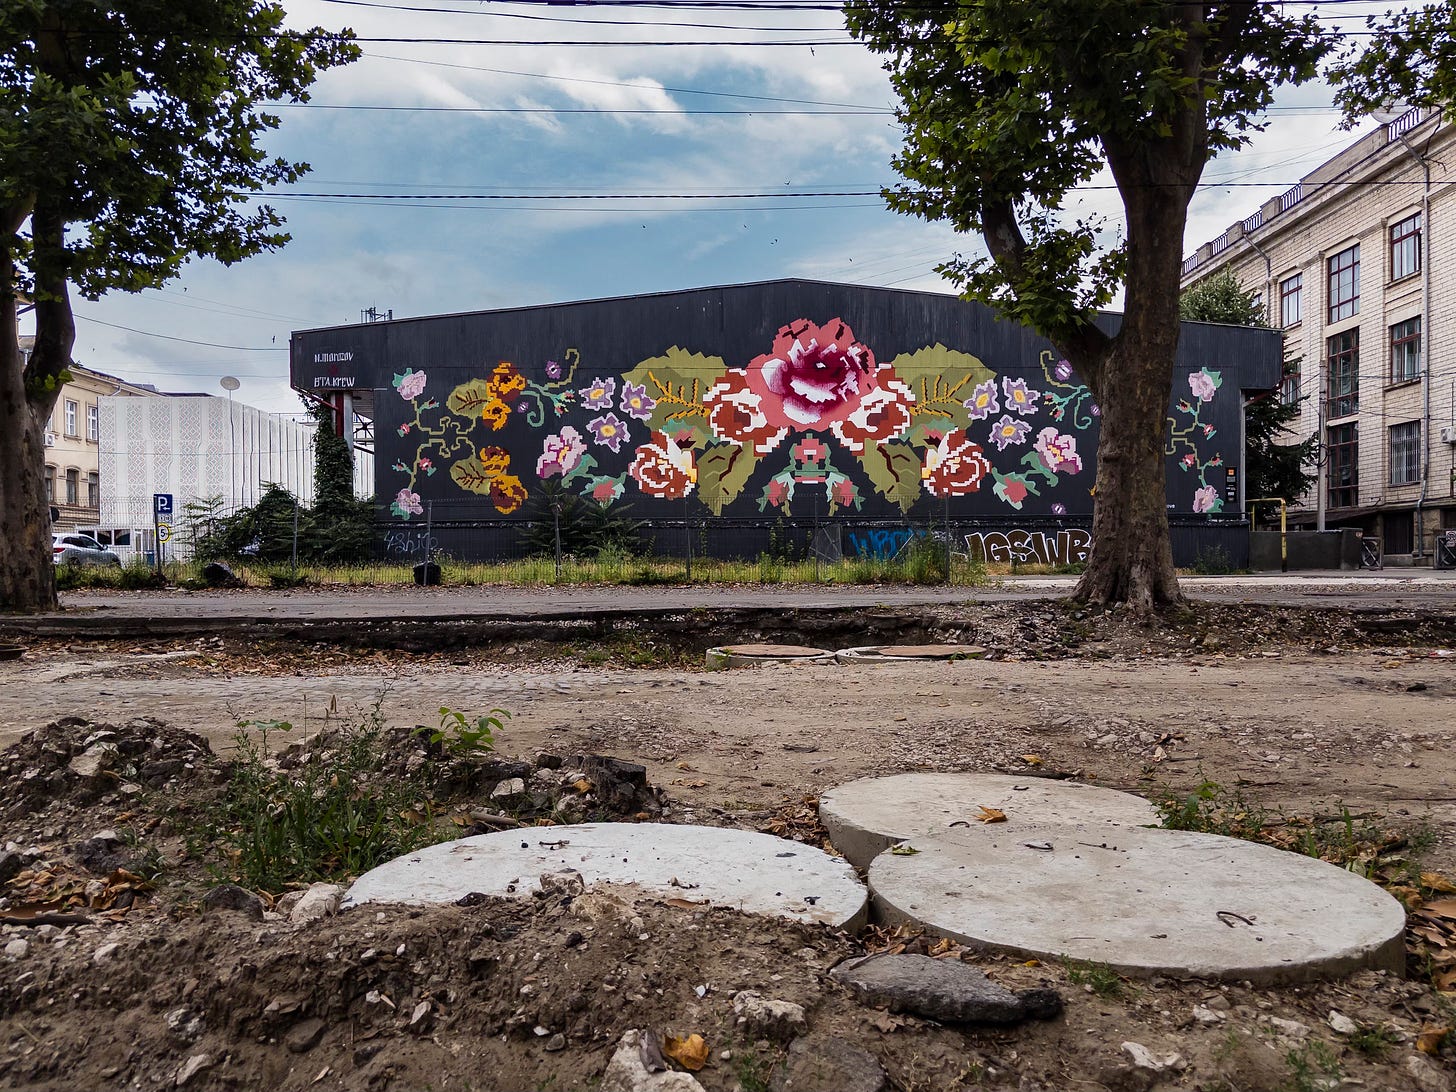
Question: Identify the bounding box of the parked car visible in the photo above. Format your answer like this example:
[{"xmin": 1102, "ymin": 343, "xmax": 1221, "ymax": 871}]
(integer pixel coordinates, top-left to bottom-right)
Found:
[{"xmin": 52, "ymin": 533, "xmax": 122, "ymax": 568}]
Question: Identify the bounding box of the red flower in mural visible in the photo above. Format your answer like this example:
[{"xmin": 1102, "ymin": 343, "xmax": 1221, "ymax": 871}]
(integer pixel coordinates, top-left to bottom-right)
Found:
[
  {"xmin": 748, "ymin": 318, "xmax": 874, "ymax": 429},
  {"xmin": 704, "ymin": 318, "xmax": 914, "ymax": 455},
  {"xmin": 629, "ymin": 431, "xmax": 697, "ymax": 500},
  {"xmin": 922, "ymin": 428, "xmax": 992, "ymax": 497},
  {"xmin": 831, "ymin": 374, "xmax": 915, "ymax": 453},
  {"xmin": 703, "ymin": 370, "xmax": 788, "ymax": 455}
]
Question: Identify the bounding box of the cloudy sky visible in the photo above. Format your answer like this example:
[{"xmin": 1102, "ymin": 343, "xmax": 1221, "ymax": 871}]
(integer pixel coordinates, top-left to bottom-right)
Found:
[{"xmin": 47, "ymin": 0, "xmax": 1396, "ymax": 415}]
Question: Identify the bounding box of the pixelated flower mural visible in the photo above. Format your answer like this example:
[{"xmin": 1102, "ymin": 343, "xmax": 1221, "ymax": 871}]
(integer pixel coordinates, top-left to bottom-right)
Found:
[{"xmin": 382, "ymin": 321, "xmax": 1228, "ymax": 521}]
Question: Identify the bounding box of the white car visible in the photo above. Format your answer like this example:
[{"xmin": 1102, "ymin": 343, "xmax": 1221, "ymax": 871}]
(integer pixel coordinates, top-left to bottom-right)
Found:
[{"xmin": 52, "ymin": 532, "xmax": 123, "ymax": 568}]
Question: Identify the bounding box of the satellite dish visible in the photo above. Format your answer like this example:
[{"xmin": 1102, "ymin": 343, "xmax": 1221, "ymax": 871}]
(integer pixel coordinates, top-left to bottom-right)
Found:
[
  {"xmin": 220, "ymin": 375, "xmax": 240, "ymax": 391},
  {"xmin": 1371, "ymin": 103, "xmax": 1413, "ymax": 124}
]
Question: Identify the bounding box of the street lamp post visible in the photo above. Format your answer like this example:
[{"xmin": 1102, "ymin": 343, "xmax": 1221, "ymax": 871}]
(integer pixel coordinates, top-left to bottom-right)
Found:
[{"xmin": 220, "ymin": 376, "xmax": 240, "ymax": 509}]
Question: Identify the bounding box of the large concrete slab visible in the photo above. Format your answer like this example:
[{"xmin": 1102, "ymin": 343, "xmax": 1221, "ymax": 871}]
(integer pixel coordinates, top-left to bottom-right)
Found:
[
  {"xmin": 867, "ymin": 821, "xmax": 1407, "ymax": 984},
  {"xmin": 820, "ymin": 773, "xmax": 1159, "ymax": 870},
  {"xmin": 345, "ymin": 822, "xmax": 868, "ymax": 928},
  {"xmin": 704, "ymin": 644, "xmax": 835, "ymax": 670}
]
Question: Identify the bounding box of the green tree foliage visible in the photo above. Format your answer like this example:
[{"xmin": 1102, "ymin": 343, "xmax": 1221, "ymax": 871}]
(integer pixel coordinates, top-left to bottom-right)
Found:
[
  {"xmin": 1180, "ymin": 271, "xmax": 1316, "ymax": 508},
  {"xmin": 0, "ymin": 1, "xmax": 356, "ymax": 611},
  {"xmin": 845, "ymin": 1, "xmax": 1328, "ymax": 611},
  {"xmin": 306, "ymin": 399, "xmax": 373, "ymax": 562},
  {"xmin": 1332, "ymin": 5, "xmax": 1456, "ymax": 119},
  {"xmin": 521, "ymin": 480, "xmax": 645, "ymax": 559}
]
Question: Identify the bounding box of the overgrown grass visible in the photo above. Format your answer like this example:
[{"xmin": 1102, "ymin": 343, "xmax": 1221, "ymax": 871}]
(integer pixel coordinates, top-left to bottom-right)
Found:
[
  {"xmin": 202, "ymin": 710, "xmax": 449, "ymax": 892},
  {"xmin": 1283, "ymin": 1040, "xmax": 1343, "ymax": 1092},
  {"xmin": 55, "ymin": 560, "xmax": 166, "ymax": 590},
  {"xmin": 1062, "ymin": 957, "xmax": 1126, "ymax": 999},
  {"xmin": 117, "ymin": 552, "xmax": 993, "ymax": 589}
]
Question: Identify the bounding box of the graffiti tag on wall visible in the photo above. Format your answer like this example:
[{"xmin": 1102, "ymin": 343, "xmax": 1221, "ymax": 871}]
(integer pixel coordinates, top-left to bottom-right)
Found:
[{"xmin": 963, "ymin": 528, "xmax": 1092, "ymax": 565}]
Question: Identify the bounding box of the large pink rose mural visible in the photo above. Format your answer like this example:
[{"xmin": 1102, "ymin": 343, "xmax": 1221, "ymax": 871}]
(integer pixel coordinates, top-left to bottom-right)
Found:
[
  {"xmin": 922, "ymin": 429, "xmax": 992, "ymax": 497},
  {"xmin": 629, "ymin": 430, "xmax": 697, "ymax": 500}
]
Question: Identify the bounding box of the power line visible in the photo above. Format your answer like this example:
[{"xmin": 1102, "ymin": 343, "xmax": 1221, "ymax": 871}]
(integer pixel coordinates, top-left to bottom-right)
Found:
[{"xmin": 75, "ymin": 314, "xmax": 287, "ymax": 351}]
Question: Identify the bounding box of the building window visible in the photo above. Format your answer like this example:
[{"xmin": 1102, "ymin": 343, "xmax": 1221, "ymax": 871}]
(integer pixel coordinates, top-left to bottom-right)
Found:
[
  {"xmin": 1390, "ymin": 421, "xmax": 1420, "ymax": 486},
  {"xmin": 86, "ymin": 404, "xmax": 99, "ymax": 442},
  {"xmin": 1250, "ymin": 290, "xmax": 1265, "ymax": 321},
  {"xmin": 87, "ymin": 471, "xmax": 100, "ymax": 508},
  {"xmin": 1327, "ymin": 244, "xmax": 1359, "ymax": 322},
  {"xmin": 1390, "ymin": 212, "xmax": 1421, "ymax": 282},
  {"xmin": 64, "ymin": 468, "xmax": 79, "ymax": 506},
  {"xmin": 1280, "ymin": 360, "xmax": 1301, "ymax": 405},
  {"xmin": 1390, "ymin": 317, "xmax": 1422, "ymax": 382},
  {"xmin": 1327, "ymin": 422, "xmax": 1358, "ymax": 509},
  {"xmin": 1280, "ymin": 273, "xmax": 1302, "ymax": 327},
  {"xmin": 64, "ymin": 399, "xmax": 78, "ymax": 437},
  {"xmin": 44, "ymin": 465, "xmax": 55, "ymax": 502},
  {"xmin": 1327, "ymin": 329, "xmax": 1359, "ymax": 418}
]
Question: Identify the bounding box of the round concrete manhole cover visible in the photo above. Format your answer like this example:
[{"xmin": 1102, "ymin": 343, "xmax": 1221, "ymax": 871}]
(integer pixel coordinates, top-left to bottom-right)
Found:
[
  {"xmin": 873, "ymin": 644, "xmax": 987, "ymax": 659},
  {"xmin": 719, "ymin": 644, "xmax": 831, "ymax": 657},
  {"xmin": 820, "ymin": 772, "xmax": 1158, "ymax": 870},
  {"xmin": 345, "ymin": 822, "xmax": 868, "ymax": 928},
  {"xmin": 868, "ymin": 820, "xmax": 1407, "ymax": 984}
]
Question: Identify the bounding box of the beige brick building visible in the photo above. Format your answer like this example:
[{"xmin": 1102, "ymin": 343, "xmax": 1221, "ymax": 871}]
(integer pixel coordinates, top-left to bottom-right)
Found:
[{"xmin": 1181, "ymin": 107, "xmax": 1456, "ymax": 563}]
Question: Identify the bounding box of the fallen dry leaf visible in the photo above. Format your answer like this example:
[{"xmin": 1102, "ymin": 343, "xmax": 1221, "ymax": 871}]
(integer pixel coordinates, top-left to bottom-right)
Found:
[
  {"xmin": 1423, "ymin": 873, "xmax": 1456, "ymax": 894},
  {"xmin": 871, "ymin": 1011, "xmax": 915, "ymax": 1033},
  {"xmin": 1433, "ymin": 968, "xmax": 1456, "ymax": 991},
  {"xmin": 662, "ymin": 897, "xmax": 708, "ymax": 910},
  {"xmin": 1417, "ymin": 1025, "xmax": 1450, "ymax": 1054},
  {"xmin": 1422, "ymin": 898, "xmax": 1456, "ymax": 919},
  {"xmin": 662, "ymin": 1033, "xmax": 708, "ymax": 1072},
  {"xmin": 889, "ymin": 844, "xmax": 919, "ymax": 856},
  {"xmin": 976, "ymin": 806, "xmax": 1008, "ymax": 824},
  {"xmin": 1020, "ymin": 754, "xmax": 1043, "ymax": 767}
]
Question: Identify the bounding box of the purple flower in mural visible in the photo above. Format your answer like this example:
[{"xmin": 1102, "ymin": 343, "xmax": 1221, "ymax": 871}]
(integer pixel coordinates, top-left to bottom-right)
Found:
[
  {"xmin": 1189, "ymin": 368, "xmax": 1222, "ymax": 403},
  {"xmin": 963, "ymin": 378, "xmax": 1000, "ymax": 421},
  {"xmin": 579, "ymin": 376, "xmax": 616, "ymax": 410},
  {"xmin": 516, "ymin": 400, "xmax": 530, "ymax": 413},
  {"xmin": 1193, "ymin": 484, "xmax": 1220, "ymax": 513},
  {"xmin": 1050, "ymin": 502, "xmax": 1067, "ymax": 516},
  {"xmin": 1033, "ymin": 426, "xmax": 1084, "ymax": 476},
  {"xmin": 391, "ymin": 487, "xmax": 424, "ymax": 518},
  {"xmin": 1002, "ymin": 376, "xmax": 1041, "ymax": 416},
  {"xmin": 1090, "ymin": 403, "xmax": 1100, "ymax": 417},
  {"xmin": 588, "ymin": 412, "xmax": 630, "ymax": 453},
  {"xmin": 619, "ymin": 380, "xmax": 657, "ymax": 421},
  {"xmin": 394, "ymin": 368, "xmax": 427, "ymax": 401},
  {"xmin": 536, "ymin": 425, "xmax": 588, "ymax": 478},
  {"xmin": 1054, "ymin": 359, "xmax": 1074, "ymax": 383},
  {"xmin": 988, "ymin": 414, "xmax": 1031, "ymax": 451},
  {"xmin": 545, "ymin": 359, "xmax": 563, "ymax": 380}
]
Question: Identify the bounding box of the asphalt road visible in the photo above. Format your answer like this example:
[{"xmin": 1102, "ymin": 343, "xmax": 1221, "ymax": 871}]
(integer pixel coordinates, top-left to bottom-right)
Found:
[{"xmin": 2, "ymin": 569, "xmax": 1453, "ymax": 633}]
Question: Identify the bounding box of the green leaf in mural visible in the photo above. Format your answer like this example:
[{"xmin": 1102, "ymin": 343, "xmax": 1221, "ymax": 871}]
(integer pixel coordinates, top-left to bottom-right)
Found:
[
  {"xmin": 889, "ymin": 344, "xmax": 994, "ymax": 427},
  {"xmin": 862, "ymin": 440, "xmax": 923, "ymax": 512},
  {"xmin": 450, "ymin": 455, "xmax": 496, "ymax": 495},
  {"xmin": 446, "ymin": 378, "xmax": 499, "ymax": 419},
  {"xmin": 622, "ymin": 347, "xmax": 725, "ymax": 432},
  {"xmin": 695, "ymin": 443, "xmax": 756, "ymax": 515}
]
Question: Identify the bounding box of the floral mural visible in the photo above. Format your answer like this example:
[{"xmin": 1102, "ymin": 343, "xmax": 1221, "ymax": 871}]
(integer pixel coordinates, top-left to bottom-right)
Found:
[{"xmin": 381, "ymin": 319, "xmax": 1229, "ymax": 522}]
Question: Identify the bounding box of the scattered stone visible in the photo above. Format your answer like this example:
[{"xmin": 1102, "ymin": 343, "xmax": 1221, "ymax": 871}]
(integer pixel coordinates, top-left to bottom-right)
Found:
[
  {"xmin": 770, "ymin": 1034, "xmax": 887, "ymax": 1092},
  {"xmin": 0, "ymin": 848, "xmax": 34, "ymax": 885},
  {"xmin": 831, "ymin": 954, "xmax": 1060, "ymax": 1025},
  {"xmin": 545, "ymin": 1033, "xmax": 567, "ymax": 1053},
  {"xmin": 1193, "ymin": 1005, "xmax": 1226, "ymax": 1025},
  {"xmin": 165, "ymin": 1007, "xmax": 205, "ymax": 1044},
  {"xmin": 1405, "ymin": 1052, "xmax": 1450, "ymax": 1092},
  {"xmin": 93, "ymin": 942, "xmax": 120, "ymax": 963},
  {"xmin": 600, "ymin": 1030, "xmax": 706, "ymax": 1092},
  {"xmin": 408, "ymin": 1002, "xmax": 432, "ymax": 1031},
  {"xmin": 1328, "ymin": 1010, "xmax": 1357, "ymax": 1035},
  {"xmin": 289, "ymin": 883, "xmax": 345, "ymax": 924},
  {"xmin": 285, "ymin": 1018, "xmax": 326, "ymax": 1054},
  {"xmin": 732, "ymin": 990, "xmax": 807, "ymax": 1041},
  {"xmin": 491, "ymin": 777, "xmax": 529, "ymax": 805},
  {"xmin": 201, "ymin": 883, "xmax": 266, "ymax": 920},
  {"xmin": 1264, "ymin": 1016, "xmax": 1310, "ymax": 1039},
  {"xmin": 1121, "ymin": 1042, "xmax": 1185, "ymax": 1072},
  {"xmin": 68, "ymin": 742, "xmax": 119, "ymax": 780},
  {"xmin": 175, "ymin": 1054, "xmax": 213, "ymax": 1087},
  {"xmin": 4, "ymin": 938, "xmax": 29, "ymax": 960}
]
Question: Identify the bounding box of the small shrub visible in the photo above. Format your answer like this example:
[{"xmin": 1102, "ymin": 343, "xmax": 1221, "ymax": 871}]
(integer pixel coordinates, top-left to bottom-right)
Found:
[
  {"xmin": 117, "ymin": 561, "xmax": 166, "ymax": 590},
  {"xmin": 1062, "ymin": 957, "xmax": 1125, "ymax": 998},
  {"xmin": 263, "ymin": 564, "xmax": 310, "ymax": 588},
  {"xmin": 1191, "ymin": 544, "xmax": 1238, "ymax": 575},
  {"xmin": 415, "ymin": 706, "xmax": 507, "ymax": 758}
]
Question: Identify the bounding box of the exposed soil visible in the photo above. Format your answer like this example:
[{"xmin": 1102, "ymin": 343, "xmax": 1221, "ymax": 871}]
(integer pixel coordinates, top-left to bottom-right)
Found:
[{"xmin": 3, "ymin": 599, "xmax": 1456, "ymax": 1091}]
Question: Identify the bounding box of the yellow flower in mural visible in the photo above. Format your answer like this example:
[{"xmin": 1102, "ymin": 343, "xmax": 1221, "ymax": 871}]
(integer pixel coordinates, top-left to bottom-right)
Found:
[
  {"xmin": 489, "ymin": 361, "xmax": 527, "ymax": 400},
  {"xmin": 477, "ymin": 445, "xmax": 510, "ymax": 477},
  {"xmin": 490, "ymin": 473, "xmax": 527, "ymax": 514},
  {"xmin": 479, "ymin": 396, "xmax": 510, "ymax": 431}
]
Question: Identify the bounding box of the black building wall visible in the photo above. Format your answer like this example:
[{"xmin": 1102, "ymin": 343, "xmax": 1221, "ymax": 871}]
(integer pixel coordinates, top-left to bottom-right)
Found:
[{"xmin": 291, "ymin": 279, "xmax": 1281, "ymax": 562}]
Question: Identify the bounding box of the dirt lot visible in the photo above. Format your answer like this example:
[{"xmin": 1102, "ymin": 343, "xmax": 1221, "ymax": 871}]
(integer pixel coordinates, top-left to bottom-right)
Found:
[{"xmin": 3, "ymin": 598, "xmax": 1456, "ymax": 1091}]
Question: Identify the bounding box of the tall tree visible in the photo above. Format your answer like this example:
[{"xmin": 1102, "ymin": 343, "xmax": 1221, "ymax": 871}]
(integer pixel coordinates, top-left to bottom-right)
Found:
[
  {"xmin": 0, "ymin": 2, "xmax": 355, "ymax": 612},
  {"xmin": 1179, "ymin": 270, "xmax": 1316, "ymax": 508},
  {"xmin": 846, "ymin": 1, "xmax": 1329, "ymax": 612}
]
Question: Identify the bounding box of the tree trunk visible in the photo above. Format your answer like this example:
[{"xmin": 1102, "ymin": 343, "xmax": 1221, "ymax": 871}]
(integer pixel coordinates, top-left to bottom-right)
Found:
[
  {"xmin": 0, "ymin": 290, "xmax": 57, "ymax": 613},
  {"xmin": 1072, "ymin": 166, "xmax": 1193, "ymax": 614}
]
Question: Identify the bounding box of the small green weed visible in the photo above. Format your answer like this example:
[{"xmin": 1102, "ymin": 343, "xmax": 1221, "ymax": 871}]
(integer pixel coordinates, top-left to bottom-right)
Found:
[
  {"xmin": 1283, "ymin": 1040, "xmax": 1342, "ymax": 1092},
  {"xmin": 206, "ymin": 711, "xmax": 444, "ymax": 892},
  {"xmin": 1153, "ymin": 778, "xmax": 1269, "ymax": 841},
  {"xmin": 1062, "ymin": 957, "xmax": 1125, "ymax": 998},
  {"xmin": 1346, "ymin": 1023, "xmax": 1397, "ymax": 1058},
  {"xmin": 735, "ymin": 1049, "xmax": 776, "ymax": 1092},
  {"xmin": 416, "ymin": 706, "xmax": 508, "ymax": 758}
]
